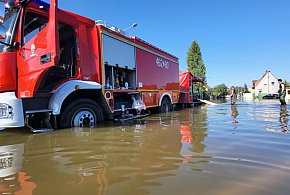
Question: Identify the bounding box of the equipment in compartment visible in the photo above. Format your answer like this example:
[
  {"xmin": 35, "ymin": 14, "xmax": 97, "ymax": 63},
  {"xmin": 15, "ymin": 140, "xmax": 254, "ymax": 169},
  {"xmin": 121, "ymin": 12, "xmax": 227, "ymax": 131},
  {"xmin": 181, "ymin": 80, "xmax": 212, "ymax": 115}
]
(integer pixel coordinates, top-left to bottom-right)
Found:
[
  {"xmin": 113, "ymin": 92, "xmax": 148, "ymax": 121},
  {"xmin": 105, "ymin": 65, "xmax": 136, "ymax": 90}
]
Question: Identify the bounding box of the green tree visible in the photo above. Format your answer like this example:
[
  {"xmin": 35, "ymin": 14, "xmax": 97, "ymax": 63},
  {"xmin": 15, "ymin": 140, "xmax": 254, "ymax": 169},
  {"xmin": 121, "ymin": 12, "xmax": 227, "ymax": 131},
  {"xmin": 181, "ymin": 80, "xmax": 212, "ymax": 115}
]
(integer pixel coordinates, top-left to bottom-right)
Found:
[
  {"xmin": 235, "ymin": 86, "xmax": 245, "ymax": 94},
  {"xmin": 244, "ymin": 84, "xmax": 250, "ymax": 93},
  {"xmin": 187, "ymin": 40, "xmax": 206, "ymax": 93},
  {"xmin": 285, "ymin": 80, "xmax": 290, "ymax": 87},
  {"xmin": 213, "ymin": 84, "xmax": 228, "ymax": 98}
]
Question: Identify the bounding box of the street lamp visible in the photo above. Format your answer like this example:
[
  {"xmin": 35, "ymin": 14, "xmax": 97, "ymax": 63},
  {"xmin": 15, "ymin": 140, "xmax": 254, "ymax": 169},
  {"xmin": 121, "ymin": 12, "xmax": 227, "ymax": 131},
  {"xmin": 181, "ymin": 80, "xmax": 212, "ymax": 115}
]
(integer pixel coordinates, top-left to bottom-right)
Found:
[{"xmin": 123, "ymin": 23, "xmax": 138, "ymax": 31}]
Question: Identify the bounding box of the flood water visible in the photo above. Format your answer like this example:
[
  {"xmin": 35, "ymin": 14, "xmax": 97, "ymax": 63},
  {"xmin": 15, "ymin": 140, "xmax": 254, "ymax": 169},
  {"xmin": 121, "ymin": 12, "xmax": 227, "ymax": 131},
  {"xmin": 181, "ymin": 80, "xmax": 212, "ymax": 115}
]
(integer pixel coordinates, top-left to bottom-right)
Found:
[{"xmin": 0, "ymin": 100, "xmax": 290, "ymax": 195}]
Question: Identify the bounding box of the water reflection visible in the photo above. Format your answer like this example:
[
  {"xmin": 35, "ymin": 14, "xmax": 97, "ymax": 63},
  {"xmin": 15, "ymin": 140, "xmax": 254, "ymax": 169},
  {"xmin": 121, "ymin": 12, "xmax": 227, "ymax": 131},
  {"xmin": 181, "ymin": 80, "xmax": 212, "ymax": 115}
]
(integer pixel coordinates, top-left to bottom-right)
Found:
[
  {"xmin": 18, "ymin": 110, "xmax": 208, "ymax": 194},
  {"xmin": 179, "ymin": 125, "xmax": 192, "ymax": 158},
  {"xmin": 190, "ymin": 106, "xmax": 208, "ymax": 153},
  {"xmin": 231, "ymin": 105, "xmax": 239, "ymax": 128},
  {"xmin": 264, "ymin": 104, "xmax": 289, "ymax": 133},
  {"xmin": 2, "ymin": 102, "xmax": 290, "ymax": 194},
  {"xmin": 179, "ymin": 107, "xmax": 208, "ymax": 164},
  {"xmin": 280, "ymin": 105, "xmax": 289, "ymax": 132},
  {"xmin": 0, "ymin": 143, "xmax": 36, "ymax": 194}
]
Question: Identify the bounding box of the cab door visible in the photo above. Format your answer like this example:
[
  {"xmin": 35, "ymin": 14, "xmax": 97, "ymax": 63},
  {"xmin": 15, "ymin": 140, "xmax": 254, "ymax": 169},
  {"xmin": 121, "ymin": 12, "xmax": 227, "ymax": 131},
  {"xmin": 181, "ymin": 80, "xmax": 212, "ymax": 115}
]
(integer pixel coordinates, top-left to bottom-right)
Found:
[{"xmin": 17, "ymin": 0, "xmax": 59, "ymax": 98}]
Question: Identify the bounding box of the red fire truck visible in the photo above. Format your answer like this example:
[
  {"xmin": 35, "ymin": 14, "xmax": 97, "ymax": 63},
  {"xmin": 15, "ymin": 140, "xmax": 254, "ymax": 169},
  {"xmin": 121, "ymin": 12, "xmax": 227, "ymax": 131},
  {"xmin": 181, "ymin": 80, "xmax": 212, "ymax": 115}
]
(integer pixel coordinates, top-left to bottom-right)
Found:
[{"xmin": 0, "ymin": 0, "xmax": 180, "ymax": 131}]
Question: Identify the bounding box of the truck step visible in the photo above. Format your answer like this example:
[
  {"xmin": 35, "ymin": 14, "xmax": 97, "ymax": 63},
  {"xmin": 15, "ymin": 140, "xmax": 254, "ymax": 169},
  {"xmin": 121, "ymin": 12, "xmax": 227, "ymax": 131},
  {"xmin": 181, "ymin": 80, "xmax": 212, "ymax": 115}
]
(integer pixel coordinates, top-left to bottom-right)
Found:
[
  {"xmin": 25, "ymin": 109, "xmax": 52, "ymax": 114},
  {"xmin": 115, "ymin": 113, "xmax": 150, "ymax": 122},
  {"xmin": 25, "ymin": 109, "xmax": 54, "ymax": 133}
]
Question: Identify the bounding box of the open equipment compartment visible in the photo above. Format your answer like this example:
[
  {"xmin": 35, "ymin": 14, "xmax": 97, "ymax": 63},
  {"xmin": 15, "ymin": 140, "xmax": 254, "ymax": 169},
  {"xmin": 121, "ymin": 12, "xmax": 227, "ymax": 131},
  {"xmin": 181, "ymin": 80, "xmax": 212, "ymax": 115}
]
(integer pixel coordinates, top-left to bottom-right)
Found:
[{"xmin": 102, "ymin": 33, "xmax": 137, "ymax": 90}]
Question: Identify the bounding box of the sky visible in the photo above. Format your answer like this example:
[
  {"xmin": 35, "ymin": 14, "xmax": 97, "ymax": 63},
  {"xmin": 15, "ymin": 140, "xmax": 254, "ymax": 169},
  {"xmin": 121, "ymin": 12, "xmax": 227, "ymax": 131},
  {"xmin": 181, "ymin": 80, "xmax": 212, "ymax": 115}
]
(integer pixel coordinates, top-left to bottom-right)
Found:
[{"xmin": 44, "ymin": 0, "xmax": 289, "ymax": 88}]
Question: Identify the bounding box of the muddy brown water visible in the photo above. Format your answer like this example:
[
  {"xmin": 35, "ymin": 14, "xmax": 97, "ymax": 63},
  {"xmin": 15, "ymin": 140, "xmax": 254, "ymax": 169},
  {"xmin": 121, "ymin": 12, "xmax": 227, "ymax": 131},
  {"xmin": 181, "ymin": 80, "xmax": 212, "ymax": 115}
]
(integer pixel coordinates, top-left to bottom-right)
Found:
[{"xmin": 0, "ymin": 100, "xmax": 289, "ymax": 195}]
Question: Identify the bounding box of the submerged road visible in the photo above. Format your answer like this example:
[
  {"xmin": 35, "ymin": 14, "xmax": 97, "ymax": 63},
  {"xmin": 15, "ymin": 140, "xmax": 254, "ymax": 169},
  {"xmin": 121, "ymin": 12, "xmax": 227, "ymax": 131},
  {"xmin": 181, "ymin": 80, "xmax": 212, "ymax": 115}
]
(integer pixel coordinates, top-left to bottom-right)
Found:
[{"xmin": 0, "ymin": 100, "xmax": 289, "ymax": 195}]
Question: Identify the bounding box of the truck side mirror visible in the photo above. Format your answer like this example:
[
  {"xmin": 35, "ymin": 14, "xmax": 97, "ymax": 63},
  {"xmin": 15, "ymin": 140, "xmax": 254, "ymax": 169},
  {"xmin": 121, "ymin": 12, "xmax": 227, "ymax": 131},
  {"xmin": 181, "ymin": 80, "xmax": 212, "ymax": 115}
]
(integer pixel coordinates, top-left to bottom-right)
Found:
[
  {"xmin": 5, "ymin": 0, "xmax": 16, "ymax": 10},
  {"xmin": 0, "ymin": 24, "xmax": 6, "ymax": 39}
]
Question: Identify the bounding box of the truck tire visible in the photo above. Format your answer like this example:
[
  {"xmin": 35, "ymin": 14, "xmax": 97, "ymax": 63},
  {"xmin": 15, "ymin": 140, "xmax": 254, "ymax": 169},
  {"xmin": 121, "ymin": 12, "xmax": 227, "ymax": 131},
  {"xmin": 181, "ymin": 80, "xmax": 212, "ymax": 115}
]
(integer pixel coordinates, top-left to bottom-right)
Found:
[
  {"xmin": 60, "ymin": 99, "xmax": 103, "ymax": 128},
  {"xmin": 160, "ymin": 98, "xmax": 171, "ymax": 113}
]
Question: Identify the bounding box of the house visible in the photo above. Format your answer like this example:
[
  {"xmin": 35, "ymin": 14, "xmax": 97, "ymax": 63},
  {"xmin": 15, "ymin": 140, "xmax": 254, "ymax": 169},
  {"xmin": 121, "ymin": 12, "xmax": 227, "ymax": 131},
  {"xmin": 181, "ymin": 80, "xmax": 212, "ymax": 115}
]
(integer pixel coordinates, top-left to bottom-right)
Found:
[
  {"xmin": 252, "ymin": 70, "xmax": 279, "ymax": 98},
  {"xmin": 286, "ymin": 87, "xmax": 290, "ymax": 101}
]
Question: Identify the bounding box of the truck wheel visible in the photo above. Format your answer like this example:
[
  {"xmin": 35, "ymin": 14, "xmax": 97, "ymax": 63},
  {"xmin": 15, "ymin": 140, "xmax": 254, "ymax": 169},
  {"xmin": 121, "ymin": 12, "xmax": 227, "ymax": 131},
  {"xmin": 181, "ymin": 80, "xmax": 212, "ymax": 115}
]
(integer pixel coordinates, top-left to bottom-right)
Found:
[
  {"xmin": 60, "ymin": 99, "xmax": 103, "ymax": 128},
  {"xmin": 160, "ymin": 98, "xmax": 171, "ymax": 113}
]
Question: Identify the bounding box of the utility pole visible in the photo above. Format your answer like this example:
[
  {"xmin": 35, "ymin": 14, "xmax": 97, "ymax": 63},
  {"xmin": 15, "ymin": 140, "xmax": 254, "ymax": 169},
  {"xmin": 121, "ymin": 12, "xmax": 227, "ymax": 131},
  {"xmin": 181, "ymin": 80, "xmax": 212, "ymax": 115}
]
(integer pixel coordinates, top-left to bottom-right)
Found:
[{"xmin": 268, "ymin": 71, "xmax": 270, "ymax": 94}]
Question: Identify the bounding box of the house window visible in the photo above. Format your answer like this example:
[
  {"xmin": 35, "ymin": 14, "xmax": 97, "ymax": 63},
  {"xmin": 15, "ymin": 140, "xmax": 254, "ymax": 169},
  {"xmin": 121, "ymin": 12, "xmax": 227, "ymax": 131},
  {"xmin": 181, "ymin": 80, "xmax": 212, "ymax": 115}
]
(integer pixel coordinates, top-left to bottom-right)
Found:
[
  {"xmin": 288, "ymin": 90, "xmax": 290, "ymax": 95},
  {"xmin": 259, "ymin": 89, "xmax": 262, "ymax": 92},
  {"xmin": 271, "ymin": 82, "xmax": 275, "ymax": 85}
]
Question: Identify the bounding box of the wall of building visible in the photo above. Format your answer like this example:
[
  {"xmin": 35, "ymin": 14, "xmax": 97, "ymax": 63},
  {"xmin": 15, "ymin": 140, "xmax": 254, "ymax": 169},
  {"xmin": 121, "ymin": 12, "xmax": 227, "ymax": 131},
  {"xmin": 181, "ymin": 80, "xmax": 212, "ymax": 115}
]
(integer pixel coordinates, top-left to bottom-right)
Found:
[
  {"xmin": 286, "ymin": 87, "xmax": 290, "ymax": 101},
  {"xmin": 243, "ymin": 93, "xmax": 254, "ymax": 100}
]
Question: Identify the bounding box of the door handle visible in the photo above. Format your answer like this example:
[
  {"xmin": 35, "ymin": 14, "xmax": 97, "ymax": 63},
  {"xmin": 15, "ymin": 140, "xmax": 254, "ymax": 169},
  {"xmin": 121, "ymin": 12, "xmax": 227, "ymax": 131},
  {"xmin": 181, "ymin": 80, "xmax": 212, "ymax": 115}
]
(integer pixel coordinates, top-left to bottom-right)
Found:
[{"xmin": 40, "ymin": 53, "xmax": 51, "ymax": 64}]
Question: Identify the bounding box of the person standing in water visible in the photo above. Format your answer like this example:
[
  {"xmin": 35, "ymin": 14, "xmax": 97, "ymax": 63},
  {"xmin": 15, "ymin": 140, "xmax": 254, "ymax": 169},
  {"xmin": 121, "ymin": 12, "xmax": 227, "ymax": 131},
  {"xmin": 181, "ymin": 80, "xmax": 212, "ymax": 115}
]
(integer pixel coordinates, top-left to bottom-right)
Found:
[
  {"xmin": 230, "ymin": 86, "xmax": 237, "ymax": 105},
  {"xmin": 278, "ymin": 79, "xmax": 286, "ymax": 105}
]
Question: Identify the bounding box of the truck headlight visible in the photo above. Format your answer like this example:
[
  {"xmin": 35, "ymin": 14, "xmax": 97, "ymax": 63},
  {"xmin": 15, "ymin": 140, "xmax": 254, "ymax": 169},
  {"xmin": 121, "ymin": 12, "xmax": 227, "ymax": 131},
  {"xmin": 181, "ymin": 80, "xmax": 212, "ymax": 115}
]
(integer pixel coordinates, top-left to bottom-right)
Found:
[{"xmin": 0, "ymin": 103, "xmax": 13, "ymax": 119}]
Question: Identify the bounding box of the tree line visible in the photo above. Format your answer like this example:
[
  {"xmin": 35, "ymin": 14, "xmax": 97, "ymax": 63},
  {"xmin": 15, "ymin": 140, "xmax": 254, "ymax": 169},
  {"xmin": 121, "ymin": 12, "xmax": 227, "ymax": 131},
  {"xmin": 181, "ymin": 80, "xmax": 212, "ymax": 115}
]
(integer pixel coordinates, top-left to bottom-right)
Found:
[
  {"xmin": 211, "ymin": 84, "xmax": 250, "ymax": 98},
  {"xmin": 186, "ymin": 40, "xmax": 289, "ymax": 99}
]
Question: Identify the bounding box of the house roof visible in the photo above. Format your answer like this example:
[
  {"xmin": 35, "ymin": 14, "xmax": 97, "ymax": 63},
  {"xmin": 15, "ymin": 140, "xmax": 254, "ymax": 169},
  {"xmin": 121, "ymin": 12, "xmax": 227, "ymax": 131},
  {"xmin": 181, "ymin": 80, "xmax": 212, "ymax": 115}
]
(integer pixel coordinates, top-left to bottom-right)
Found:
[{"xmin": 252, "ymin": 70, "xmax": 278, "ymax": 89}]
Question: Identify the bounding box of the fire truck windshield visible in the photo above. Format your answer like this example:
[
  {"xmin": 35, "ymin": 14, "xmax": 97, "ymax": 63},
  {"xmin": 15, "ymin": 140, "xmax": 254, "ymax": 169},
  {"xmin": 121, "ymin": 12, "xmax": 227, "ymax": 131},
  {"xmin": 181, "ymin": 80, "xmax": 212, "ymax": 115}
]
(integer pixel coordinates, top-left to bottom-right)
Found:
[{"xmin": 0, "ymin": 3, "xmax": 19, "ymax": 52}]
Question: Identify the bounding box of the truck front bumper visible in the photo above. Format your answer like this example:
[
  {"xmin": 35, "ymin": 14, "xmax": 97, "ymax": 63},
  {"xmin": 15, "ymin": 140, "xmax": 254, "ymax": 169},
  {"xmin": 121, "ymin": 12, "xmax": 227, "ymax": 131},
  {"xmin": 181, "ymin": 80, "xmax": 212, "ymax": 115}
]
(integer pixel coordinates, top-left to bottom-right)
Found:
[{"xmin": 0, "ymin": 92, "xmax": 24, "ymax": 128}]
